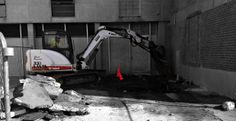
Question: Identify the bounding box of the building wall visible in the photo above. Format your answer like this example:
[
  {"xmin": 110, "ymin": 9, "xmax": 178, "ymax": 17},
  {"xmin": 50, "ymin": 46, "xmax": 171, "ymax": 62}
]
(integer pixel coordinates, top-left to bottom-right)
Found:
[
  {"xmin": 0, "ymin": 0, "xmax": 170, "ymax": 23},
  {"xmin": 0, "ymin": 0, "xmax": 172, "ymax": 82},
  {"xmin": 171, "ymin": 0, "xmax": 236, "ymax": 98}
]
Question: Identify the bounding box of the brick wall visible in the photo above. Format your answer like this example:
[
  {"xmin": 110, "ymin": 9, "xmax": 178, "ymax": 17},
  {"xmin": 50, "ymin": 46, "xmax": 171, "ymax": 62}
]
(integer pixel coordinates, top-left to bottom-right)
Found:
[
  {"xmin": 200, "ymin": 1, "xmax": 236, "ymax": 71},
  {"xmin": 182, "ymin": 1, "xmax": 236, "ymax": 71}
]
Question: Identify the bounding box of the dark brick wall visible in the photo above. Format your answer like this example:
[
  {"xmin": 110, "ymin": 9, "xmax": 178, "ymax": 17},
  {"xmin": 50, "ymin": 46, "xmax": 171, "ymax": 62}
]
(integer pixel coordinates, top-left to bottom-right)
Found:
[
  {"xmin": 201, "ymin": 1, "xmax": 236, "ymax": 71},
  {"xmin": 182, "ymin": 1, "xmax": 236, "ymax": 71}
]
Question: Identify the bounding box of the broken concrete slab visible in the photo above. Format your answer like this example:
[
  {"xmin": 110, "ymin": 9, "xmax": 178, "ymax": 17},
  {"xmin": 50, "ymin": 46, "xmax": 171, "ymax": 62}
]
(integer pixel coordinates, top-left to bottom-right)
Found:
[
  {"xmin": 13, "ymin": 78, "xmax": 53, "ymax": 109},
  {"xmin": 28, "ymin": 75, "xmax": 63, "ymax": 98},
  {"xmin": 166, "ymin": 93, "xmax": 179, "ymax": 101},
  {"xmin": 28, "ymin": 75, "xmax": 61, "ymax": 88},
  {"xmin": 64, "ymin": 90, "xmax": 85, "ymax": 99},
  {"xmin": 0, "ymin": 109, "xmax": 26, "ymax": 119},
  {"xmin": 54, "ymin": 93, "xmax": 84, "ymax": 103},
  {"xmin": 49, "ymin": 102, "xmax": 88, "ymax": 113},
  {"xmin": 41, "ymin": 83, "xmax": 63, "ymax": 98},
  {"xmin": 21, "ymin": 112, "xmax": 47, "ymax": 121}
]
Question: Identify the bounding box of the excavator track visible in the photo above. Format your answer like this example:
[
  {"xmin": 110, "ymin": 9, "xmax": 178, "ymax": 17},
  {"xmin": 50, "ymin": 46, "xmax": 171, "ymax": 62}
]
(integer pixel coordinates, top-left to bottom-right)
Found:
[{"xmin": 49, "ymin": 70, "xmax": 105, "ymax": 87}]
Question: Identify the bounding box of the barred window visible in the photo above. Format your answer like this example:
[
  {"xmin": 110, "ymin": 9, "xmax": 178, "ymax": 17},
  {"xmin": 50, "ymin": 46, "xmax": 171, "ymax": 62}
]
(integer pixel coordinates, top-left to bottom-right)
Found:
[
  {"xmin": 119, "ymin": 0, "xmax": 141, "ymax": 17},
  {"xmin": 51, "ymin": 0, "xmax": 75, "ymax": 17},
  {"xmin": 0, "ymin": 0, "xmax": 6, "ymax": 17}
]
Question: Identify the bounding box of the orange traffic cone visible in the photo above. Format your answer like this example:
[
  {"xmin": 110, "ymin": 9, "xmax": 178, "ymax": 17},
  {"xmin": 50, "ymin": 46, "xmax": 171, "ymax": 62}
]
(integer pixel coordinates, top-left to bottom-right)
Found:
[{"xmin": 116, "ymin": 65, "xmax": 123, "ymax": 81}]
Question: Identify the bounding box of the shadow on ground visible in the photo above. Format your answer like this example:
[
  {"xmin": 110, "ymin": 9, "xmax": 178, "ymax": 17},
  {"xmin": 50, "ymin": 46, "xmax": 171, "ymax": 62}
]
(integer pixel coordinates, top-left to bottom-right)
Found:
[{"xmin": 62, "ymin": 75, "xmax": 232, "ymax": 105}]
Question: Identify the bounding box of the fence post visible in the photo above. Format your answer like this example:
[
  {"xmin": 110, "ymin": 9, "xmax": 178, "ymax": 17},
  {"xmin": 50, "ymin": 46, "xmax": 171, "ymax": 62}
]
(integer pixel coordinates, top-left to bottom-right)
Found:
[{"xmin": 0, "ymin": 32, "xmax": 14, "ymax": 121}]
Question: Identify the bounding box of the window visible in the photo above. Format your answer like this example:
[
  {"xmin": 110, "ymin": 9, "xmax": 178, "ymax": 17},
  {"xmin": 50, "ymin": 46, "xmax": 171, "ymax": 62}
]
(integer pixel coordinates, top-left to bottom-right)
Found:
[
  {"xmin": 88, "ymin": 23, "xmax": 95, "ymax": 36},
  {"xmin": 0, "ymin": 0, "xmax": 6, "ymax": 17},
  {"xmin": 44, "ymin": 31, "xmax": 69, "ymax": 49},
  {"xmin": 0, "ymin": 24, "xmax": 28, "ymax": 37},
  {"xmin": 130, "ymin": 23, "xmax": 149, "ymax": 35},
  {"xmin": 119, "ymin": 0, "xmax": 141, "ymax": 17},
  {"xmin": 34, "ymin": 23, "xmax": 94, "ymax": 37},
  {"xmin": 35, "ymin": 23, "xmax": 65, "ymax": 37},
  {"xmin": 0, "ymin": 24, "xmax": 20, "ymax": 37},
  {"xmin": 66, "ymin": 23, "xmax": 86, "ymax": 37},
  {"xmin": 21, "ymin": 24, "xmax": 28, "ymax": 37},
  {"xmin": 34, "ymin": 24, "xmax": 42, "ymax": 37},
  {"xmin": 51, "ymin": 0, "xmax": 75, "ymax": 17},
  {"xmin": 44, "ymin": 23, "xmax": 64, "ymax": 31}
]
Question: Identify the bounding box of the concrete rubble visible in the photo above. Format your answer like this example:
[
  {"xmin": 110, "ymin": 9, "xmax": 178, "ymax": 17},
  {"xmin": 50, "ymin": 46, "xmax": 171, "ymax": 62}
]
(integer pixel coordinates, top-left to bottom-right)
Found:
[
  {"xmin": 49, "ymin": 102, "xmax": 88, "ymax": 113},
  {"xmin": 50, "ymin": 91, "xmax": 88, "ymax": 113},
  {"xmin": 13, "ymin": 78, "xmax": 54, "ymax": 109},
  {"xmin": 29, "ymin": 75, "xmax": 63, "ymax": 98},
  {"xmin": 8, "ymin": 75, "xmax": 88, "ymax": 120}
]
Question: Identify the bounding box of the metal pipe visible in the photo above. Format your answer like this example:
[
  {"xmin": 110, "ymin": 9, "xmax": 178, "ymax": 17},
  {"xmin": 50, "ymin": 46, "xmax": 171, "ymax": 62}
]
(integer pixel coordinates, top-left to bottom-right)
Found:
[
  {"xmin": 128, "ymin": 24, "xmax": 132, "ymax": 74},
  {"xmin": 0, "ymin": 32, "xmax": 11, "ymax": 121},
  {"xmin": 19, "ymin": 24, "xmax": 25, "ymax": 78},
  {"xmin": 108, "ymin": 38, "xmax": 111, "ymax": 73},
  {"xmin": 148, "ymin": 23, "xmax": 152, "ymax": 73},
  {"xmin": 3, "ymin": 56, "xmax": 10, "ymax": 121},
  {"xmin": 86, "ymin": 23, "xmax": 89, "ymax": 44},
  {"xmin": 64, "ymin": 23, "xmax": 67, "ymax": 31}
]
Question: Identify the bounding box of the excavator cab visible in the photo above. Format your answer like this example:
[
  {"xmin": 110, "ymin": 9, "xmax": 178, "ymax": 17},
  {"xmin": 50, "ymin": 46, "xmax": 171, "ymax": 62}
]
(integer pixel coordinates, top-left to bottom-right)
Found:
[{"xmin": 42, "ymin": 31, "xmax": 74, "ymax": 63}]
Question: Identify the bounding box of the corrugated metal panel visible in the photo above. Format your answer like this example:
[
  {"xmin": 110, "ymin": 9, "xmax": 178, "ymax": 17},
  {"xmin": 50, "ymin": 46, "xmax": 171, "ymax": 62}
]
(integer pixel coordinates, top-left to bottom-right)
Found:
[
  {"xmin": 200, "ymin": 1, "xmax": 236, "ymax": 71},
  {"xmin": 100, "ymin": 22, "xmax": 153, "ymax": 74}
]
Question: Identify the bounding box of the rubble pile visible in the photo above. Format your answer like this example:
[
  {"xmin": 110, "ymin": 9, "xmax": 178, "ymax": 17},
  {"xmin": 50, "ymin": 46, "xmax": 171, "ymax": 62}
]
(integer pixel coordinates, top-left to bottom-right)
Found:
[
  {"xmin": 13, "ymin": 78, "xmax": 54, "ymax": 109},
  {"xmin": 1, "ymin": 75, "xmax": 89, "ymax": 120}
]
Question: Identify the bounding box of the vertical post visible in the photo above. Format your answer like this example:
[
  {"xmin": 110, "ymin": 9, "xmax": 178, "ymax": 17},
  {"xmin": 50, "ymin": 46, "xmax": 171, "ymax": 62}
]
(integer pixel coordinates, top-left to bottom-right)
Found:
[
  {"xmin": 108, "ymin": 38, "xmax": 111, "ymax": 73},
  {"xmin": 42, "ymin": 24, "xmax": 45, "ymax": 31},
  {"xmin": 64, "ymin": 23, "xmax": 67, "ymax": 31},
  {"xmin": 128, "ymin": 24, "xmax": 132, "ymax": 74},
  {"xmin": 0, "ymin": 32, "xmax": 14, "ymax": 121},
  {"xmin": 86, "ymin": 24, "xmax": 89, "ymax": 44},
  {"xmin": 3, "ymin": 56, "xmax": 10, "ymax": 121},
  {"xmin": 148, "ymin": 23, "xmax": 152, "ymax": 74},
  {"xmin": 19, "ymin": 24, "xmax": 25, "ymax": 78},
  {"xmin": 27, "ymin": 24, "xmax": 35, "ymax": 48}
]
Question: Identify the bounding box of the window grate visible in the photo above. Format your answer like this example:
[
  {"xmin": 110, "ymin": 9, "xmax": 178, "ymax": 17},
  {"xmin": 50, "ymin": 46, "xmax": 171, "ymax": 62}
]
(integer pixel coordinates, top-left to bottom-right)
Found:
[
  {"xmin": 51, "ymin": 0, "xmax": 75, "ymax": 17},
  {"xmin": 119, "ymin": 0, "xmax": 141, "ymax": 17},
  {"xmin": 0, "ymin": 0, "xmax": 6, "ymax": 18}
]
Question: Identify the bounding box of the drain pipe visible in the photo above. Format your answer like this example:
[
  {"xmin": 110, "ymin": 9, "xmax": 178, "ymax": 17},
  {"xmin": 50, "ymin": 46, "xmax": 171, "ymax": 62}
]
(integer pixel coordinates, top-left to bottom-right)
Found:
[{"xmin": 0, "ymin": 32, "xmax": 14, "ymax": 121}]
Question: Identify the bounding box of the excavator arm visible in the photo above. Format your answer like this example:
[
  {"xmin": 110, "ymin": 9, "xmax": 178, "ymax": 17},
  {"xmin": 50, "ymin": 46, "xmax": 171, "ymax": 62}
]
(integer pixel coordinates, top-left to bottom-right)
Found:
[{"xmin": 76, "ymin": 26, "xmax": 167, "ymax": 73}]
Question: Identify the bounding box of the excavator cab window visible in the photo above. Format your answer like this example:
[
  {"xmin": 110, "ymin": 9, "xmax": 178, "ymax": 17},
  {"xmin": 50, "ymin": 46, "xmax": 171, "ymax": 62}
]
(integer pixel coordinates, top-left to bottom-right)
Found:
[{"xmin": 42, "ymin": 31, "xmax": 74, "ymax": 63}]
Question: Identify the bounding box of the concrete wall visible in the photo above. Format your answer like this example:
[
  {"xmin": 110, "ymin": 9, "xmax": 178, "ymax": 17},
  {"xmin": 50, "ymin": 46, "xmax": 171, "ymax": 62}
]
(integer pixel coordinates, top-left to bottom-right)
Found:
[
  {"xmin": 0, "ymin": 0, "xmax": 171, "ymax": 23},
  {"xmin": 171, "ymin": 0, "xmax": 236, "ymax": 98}
]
